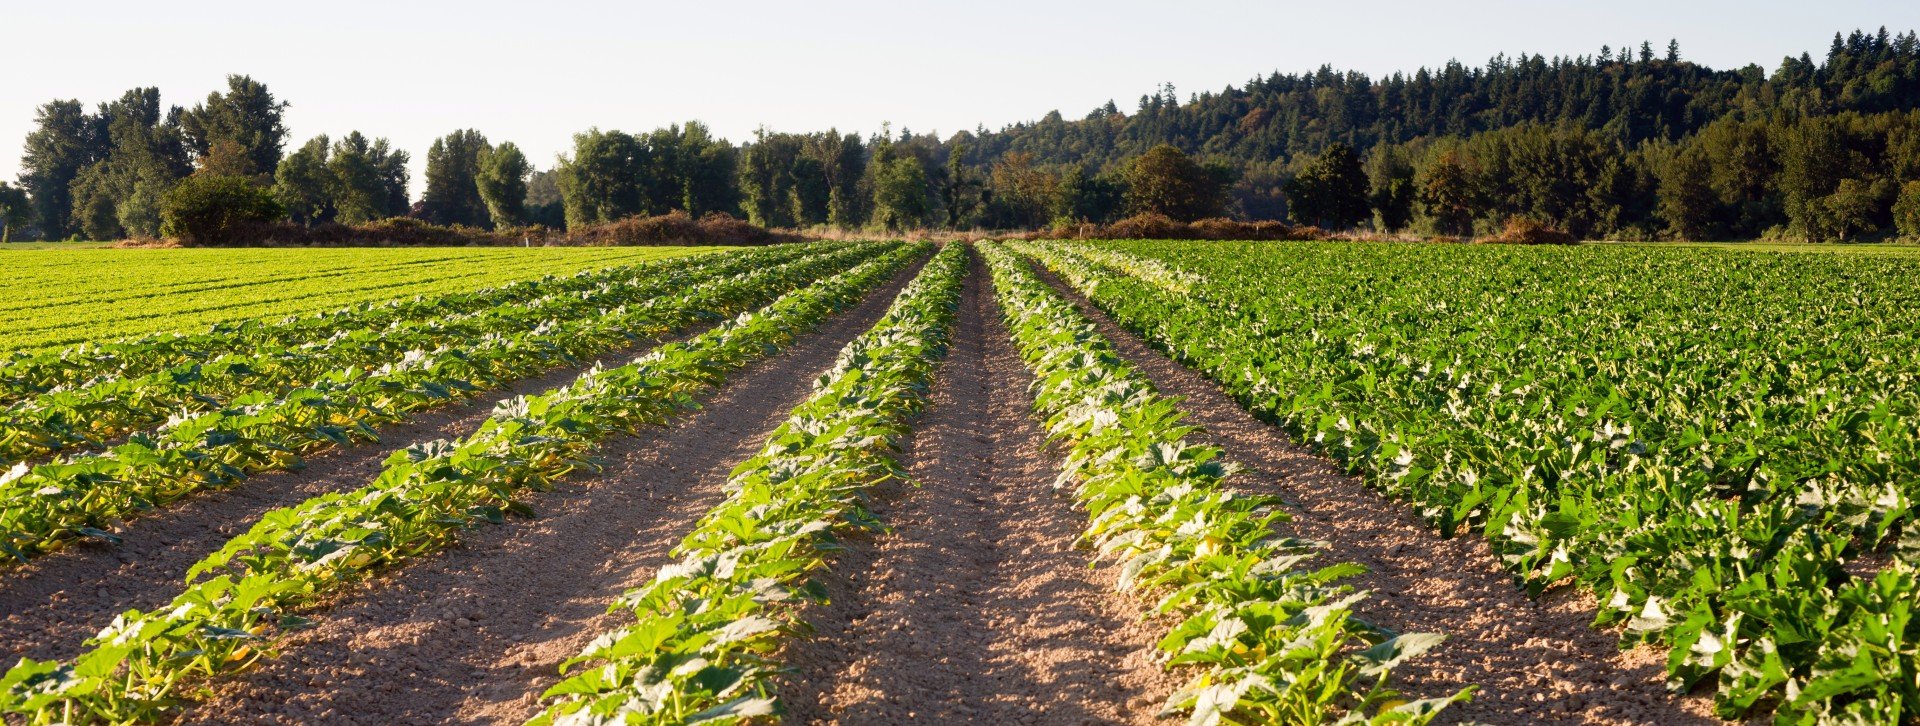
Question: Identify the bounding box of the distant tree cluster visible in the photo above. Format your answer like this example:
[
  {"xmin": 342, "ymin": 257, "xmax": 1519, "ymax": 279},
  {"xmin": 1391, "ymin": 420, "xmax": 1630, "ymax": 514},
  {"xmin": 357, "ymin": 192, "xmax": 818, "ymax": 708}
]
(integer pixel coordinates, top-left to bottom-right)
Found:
[
  {"xmin": 948, "ymin": 28, "xmax": 1920, "ymax": 239},
  {"xmin": 9, "ymin": 29, "xmax": 1920, "ymax": 241},
  {"xmin": 555, "ymin": 123, "xmax": 738, "ymax": 229}
]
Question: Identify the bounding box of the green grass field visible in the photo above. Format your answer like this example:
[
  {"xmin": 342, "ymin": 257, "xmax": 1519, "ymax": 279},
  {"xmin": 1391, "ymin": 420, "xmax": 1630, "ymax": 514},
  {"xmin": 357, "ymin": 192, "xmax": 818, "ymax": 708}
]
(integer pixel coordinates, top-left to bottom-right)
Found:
[
  {"xmin": 0, "ymin": 246, "xmax": 726, "ymax": 353},
  {"xmin": 0, "ymin": 241, "xmax": 118, "ymax": 250}
]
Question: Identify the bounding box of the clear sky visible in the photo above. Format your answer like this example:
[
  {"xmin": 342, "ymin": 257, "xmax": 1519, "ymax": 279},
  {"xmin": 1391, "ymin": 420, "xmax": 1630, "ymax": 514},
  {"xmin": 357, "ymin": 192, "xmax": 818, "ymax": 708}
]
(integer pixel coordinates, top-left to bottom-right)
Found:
[{"xmin": 4, "ymin": 0, "xmax": 1916, "ymax": 194}]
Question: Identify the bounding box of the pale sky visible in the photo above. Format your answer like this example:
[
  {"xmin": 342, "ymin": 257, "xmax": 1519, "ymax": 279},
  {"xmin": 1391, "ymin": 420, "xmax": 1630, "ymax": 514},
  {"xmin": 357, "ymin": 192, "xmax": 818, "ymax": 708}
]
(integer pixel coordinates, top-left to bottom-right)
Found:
[{"xmin": 4, "ymin": 0, "xmax": 1916, "ymax": 194}]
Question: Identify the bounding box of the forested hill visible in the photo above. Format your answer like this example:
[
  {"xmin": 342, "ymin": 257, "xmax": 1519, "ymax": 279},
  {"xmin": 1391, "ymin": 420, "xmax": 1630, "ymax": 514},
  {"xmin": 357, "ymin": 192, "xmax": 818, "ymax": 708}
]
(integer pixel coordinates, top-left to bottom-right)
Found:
[
  {"xmin": 885, "ymin": 28, "xmax": 1920, "ymax": 239},
  {"xmin": 10, "ymin": 28, "xmax": 1920, "ymax": 244},
  {"xmin": 952, "ymin": 30, "xmax": 1920, "ymax": 174}
]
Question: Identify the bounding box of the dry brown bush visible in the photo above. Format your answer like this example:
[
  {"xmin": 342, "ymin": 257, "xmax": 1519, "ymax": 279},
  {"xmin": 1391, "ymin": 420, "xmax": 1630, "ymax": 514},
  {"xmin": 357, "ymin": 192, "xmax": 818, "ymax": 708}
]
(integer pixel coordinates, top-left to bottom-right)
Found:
[{"xmin": 1477, "ymin": 217, "xmax": 1577, "ymax": 245}]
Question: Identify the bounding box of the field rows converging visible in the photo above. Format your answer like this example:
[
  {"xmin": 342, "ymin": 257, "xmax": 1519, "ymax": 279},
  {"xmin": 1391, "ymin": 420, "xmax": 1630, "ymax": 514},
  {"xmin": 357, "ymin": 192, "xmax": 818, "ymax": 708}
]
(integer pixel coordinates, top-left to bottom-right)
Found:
[
  {"xmin": 1021, "ymin": 239, "xmax": 1920, "ymax": 723},
  {"xmin": 0, "ymin": 247, "xmax": 724, "ymax": 354},
  {"xmin": 4, "ymin": 239, "xmax": 1916, "ymax": 725},
  {"xmin": 0, "ymin": 242, "xmax": 926, "ymax": 722},
  {"xmin": 0, "ymin": 243, "xmax": 830, "ymax": 467},
  {"xmin": 0, "ymin": 243, "xmax": 888, "ymax": 567}
]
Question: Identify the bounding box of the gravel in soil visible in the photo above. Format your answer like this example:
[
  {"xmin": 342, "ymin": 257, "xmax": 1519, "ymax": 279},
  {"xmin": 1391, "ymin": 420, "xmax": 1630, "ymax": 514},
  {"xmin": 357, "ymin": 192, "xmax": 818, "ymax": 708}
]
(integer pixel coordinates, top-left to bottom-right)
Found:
[
  {"xmin": 1030, "ymin": 264, "xmax": 1725, "ymax": 726},
  {"xmin": 190, "ymin": 261, "xmax": 922, "ymax": 725},
  {"xmin": 777, "ymin": 254, "xmax": 1181, "ymax": 725}
]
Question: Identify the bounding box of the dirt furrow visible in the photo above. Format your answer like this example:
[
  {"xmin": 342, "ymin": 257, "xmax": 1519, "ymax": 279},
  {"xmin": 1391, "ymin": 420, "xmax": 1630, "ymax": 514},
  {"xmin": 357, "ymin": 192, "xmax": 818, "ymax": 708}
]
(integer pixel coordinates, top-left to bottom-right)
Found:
[
  {"xmin": 0, "ymin": 355, "xmax": 629, "ymax": 664},
  {"xmin": 778, "ymin": 254, "xmax": 1179, "ymax": 725},
  {"xmin": 1029, "ymin": 265, "xmax": 1722, "ymax": 726},
  {"xmin": 191, "ymin": 261, "xmax": 921, "ymax": 726}
]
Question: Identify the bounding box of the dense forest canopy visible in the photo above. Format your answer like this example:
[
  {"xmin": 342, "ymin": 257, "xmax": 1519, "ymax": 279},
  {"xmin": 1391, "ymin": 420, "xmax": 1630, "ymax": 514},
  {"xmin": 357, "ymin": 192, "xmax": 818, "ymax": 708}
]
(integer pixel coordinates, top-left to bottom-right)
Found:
[{"xmin": 7, "ymin": 28, "xmax": 1920, "ymax": 242}]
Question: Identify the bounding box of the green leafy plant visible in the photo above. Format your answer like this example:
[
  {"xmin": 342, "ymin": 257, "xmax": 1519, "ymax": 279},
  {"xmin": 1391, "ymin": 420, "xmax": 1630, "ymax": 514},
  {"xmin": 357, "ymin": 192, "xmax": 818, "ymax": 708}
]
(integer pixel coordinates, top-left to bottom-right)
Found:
[
  {"xmin": 528, "ymin": 242, "xmax": 967, "ymax": 725},
  {"xmin": 982, "ymin": 242, "xmax": 1465, "ymax": 726},
  {"xmin": 0, "ymin": 243, "xmax": 837, "ymax": 465},
  {"xmin": 0, "ymin": 243, "xmax": 925, "ymax": 724},
  {"xmin": 0, "ymin": 244, "xmax": 887, "ymax": 567},
  {"xmin": 1021, "ymin": 239, "xmax": 1920, "ymax": 721}
]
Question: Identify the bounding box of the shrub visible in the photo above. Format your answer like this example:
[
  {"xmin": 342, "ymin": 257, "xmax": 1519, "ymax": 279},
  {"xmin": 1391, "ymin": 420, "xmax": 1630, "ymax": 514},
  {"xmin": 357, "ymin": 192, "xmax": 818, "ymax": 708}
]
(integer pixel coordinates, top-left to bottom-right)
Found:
[
  {"xmin": 1103, "ymin": 212, "xmax": 1195, "ymax": 239},
  {"xmin": 1019, "ymin": 213, "xmax": 1322, "ymax": 242},
  {"xmin": 160, "ymin": 175, "xmax": 284, "ymax": 245},
  {"xmin": 1478, "ymin": 217, "xmax": 1577, "ymax": 245},
  {"xmin": 1894, "ymin": 180, "xmax": 1920, "ymax": 240}
]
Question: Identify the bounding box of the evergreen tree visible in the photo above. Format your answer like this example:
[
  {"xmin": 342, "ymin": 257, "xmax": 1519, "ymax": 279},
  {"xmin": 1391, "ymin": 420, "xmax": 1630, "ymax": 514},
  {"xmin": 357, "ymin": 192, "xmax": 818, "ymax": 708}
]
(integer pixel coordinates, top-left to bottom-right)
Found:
[
  {"xmin": 787, "ymin": 156, "xmax": 830, "ymax": 226},
  {"xmin": 1053, "ymin": 167, "xmax": 1125, "ymax": 224},
  {"xmin": 824, "ymin": 132, "xmax": 867, "ymax": 228},
  {"xmin": 525, "ymin": 169, "xmax": 567, "ymax": 228}
]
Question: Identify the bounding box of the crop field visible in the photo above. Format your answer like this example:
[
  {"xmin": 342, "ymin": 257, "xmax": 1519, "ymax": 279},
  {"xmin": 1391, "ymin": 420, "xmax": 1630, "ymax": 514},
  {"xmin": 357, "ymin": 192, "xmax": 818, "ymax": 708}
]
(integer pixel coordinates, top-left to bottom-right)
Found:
[
  {"xmin": 0, "ymin": 246, "xmax": 722, "ymax": 353},
  {"xmin": 1, "ymin": 239, "xmax": 1917, "ymax": 725}
]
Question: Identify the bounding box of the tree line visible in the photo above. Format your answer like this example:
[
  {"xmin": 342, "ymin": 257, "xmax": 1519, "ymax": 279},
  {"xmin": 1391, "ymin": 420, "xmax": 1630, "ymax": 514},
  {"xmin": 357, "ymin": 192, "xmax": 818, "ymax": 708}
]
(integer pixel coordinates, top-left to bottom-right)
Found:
[{"xmin": 6, "ymin": 28, "xmax": 1920, "ymax": 242}]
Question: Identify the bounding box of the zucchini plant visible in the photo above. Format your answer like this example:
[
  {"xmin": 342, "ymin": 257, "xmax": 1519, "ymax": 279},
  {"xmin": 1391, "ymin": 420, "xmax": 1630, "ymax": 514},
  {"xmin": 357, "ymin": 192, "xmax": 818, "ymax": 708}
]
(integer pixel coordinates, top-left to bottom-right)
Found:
[
  {"xmin": 528, "ymin": 242, "xmax": 967, "ymax": 725},
  {"xmin": 982, "ymin": 242, "xmax": 1465, "ymax": 726}
]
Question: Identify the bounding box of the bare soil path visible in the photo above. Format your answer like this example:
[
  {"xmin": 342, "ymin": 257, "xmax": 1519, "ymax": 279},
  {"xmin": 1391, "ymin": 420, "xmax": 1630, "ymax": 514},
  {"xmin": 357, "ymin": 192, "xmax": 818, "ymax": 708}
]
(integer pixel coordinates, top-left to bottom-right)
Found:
[
  {"xmin": 777, "ymin": 255, "xmax": 1179, "ymax": 725},
  {"xmin": 192, "ymin": 261, "xmax": 922, "ymax": 725},
  {"xmin": 1029, "ymin": 264, "xmax": 1722, "ymax": 726}
]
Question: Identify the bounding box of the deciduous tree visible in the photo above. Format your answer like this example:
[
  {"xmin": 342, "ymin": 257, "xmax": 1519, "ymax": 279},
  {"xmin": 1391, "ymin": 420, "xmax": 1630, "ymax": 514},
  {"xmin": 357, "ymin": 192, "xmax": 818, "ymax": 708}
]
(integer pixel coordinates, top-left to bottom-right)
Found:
[
  {"xmin": 1285, "ymin": 143, "xmax": 1371, "ymax": 229},
  {"xmin": 1418, "ymin": 149, "xmax": 1479, "ymax": 236},
  {"xmin": 1123, "ymin": 145, "xmax": 1226, "ymax": 221},
  {"xmin": 0, "ymin": 182, "xmax": 30, "ymax": 242},
  {"xmin": 871, "ymin": 154, "xmax": 930, "ymax": 230},
  {"xmin": 274, "ymin": 136, "xmax": 334, "ymax": 226},
  {"xmin": 557, "ymin": 128, "xmax": 644, "ymax": 227},
  {"xmin": 328, "ymin": 132, "xmax": 409, "ymax": 224},
  {"xmin": 19, "ymin": 100, "xmax": 98, "ymax": 239},
  {"xmin": 421, "ymin": 129, "xmax": 492, "ymax": 227},
  {"xmin": 1895, "ymin": 180, "xmax": 1920, "ymax": 238},
  {"xmin": 476, "ymin": 142, "xmax": 531, "ymax": 229},
  {"xmin": 1657, "ymin": 147, "xmax": 1719, "ymax": 239},
  {"xmin": 180, "ymin": 75, "xmax": 288, "ymax": 181}
]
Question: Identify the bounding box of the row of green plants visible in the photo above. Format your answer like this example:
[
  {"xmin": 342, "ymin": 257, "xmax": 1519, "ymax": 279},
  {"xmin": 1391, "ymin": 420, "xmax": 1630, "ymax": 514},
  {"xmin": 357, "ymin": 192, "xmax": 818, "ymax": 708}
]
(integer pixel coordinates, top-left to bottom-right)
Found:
[
  {"xmin": 0, "ymin": 244, "xmax": 832, "ymax": 465},
  {"xmin": 0, "ymin": 248, "xmax": 700, "ymax": 354},
  {"xmin": 0, "ymin": 244, "xmax": 883, "ymax": 566},
  {"xmin": 0, "ymin": 250, "xmax": 722, "ymax": 407},
  {"xmin": 0, "ymin": 243, "xmax": 924, "ymax": 724},
  {"xmin": 1052, "ymin": 239, "xmax": 1204, "ymax": 295},
  {"xmin": 1023, "ymin": 240, "xmax": 1920, "ymax": 722},
  {"xmin": 980, "ymin": 242, "xmax": 1465, "ymax": 725},
  {"xmin": 528, "ymin": 242, "xmax": 967, "ymax": 725}
]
